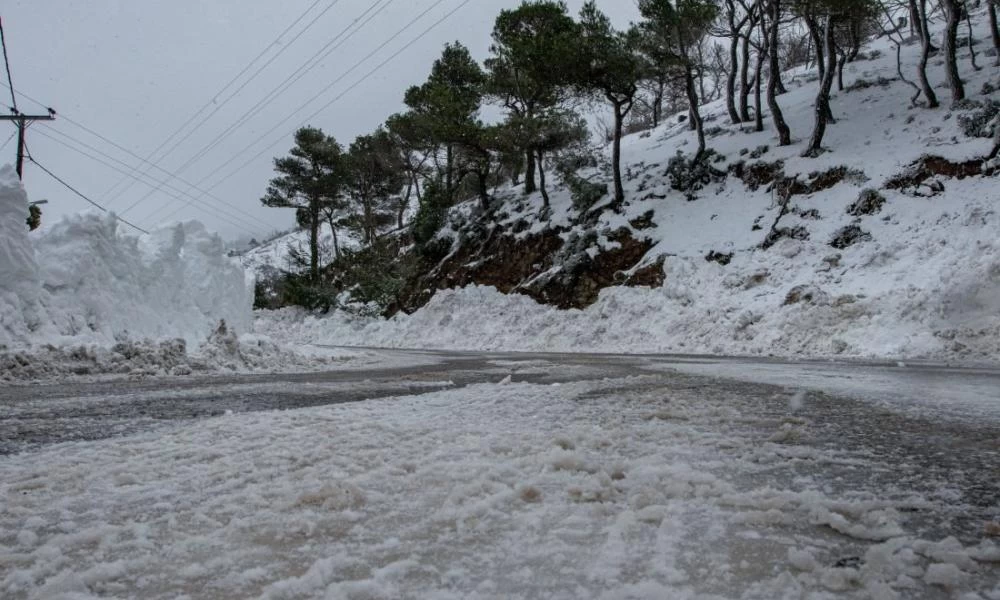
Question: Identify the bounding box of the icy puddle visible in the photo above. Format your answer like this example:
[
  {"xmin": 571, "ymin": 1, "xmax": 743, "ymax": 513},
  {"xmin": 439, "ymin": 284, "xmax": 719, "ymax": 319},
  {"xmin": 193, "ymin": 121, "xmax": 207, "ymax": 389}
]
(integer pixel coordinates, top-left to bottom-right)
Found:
[{"xmin": 1, "ymin": 373, "xmax": 997, "ymax": 599}]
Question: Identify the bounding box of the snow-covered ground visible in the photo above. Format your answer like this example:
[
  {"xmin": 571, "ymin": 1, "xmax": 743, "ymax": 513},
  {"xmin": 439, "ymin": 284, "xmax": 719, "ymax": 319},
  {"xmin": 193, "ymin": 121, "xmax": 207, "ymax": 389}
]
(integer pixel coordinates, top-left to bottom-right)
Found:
[
  {"xmin": 258, "ymin": 9, "xmax": 1000, "ymax": 363},
  {"xmin": 240, "ymin": 223, "xmax": 362, "ymax": 276},
  {"xmin": 2, "ymin": 369, "xmax": 998, "ymax": 598}
]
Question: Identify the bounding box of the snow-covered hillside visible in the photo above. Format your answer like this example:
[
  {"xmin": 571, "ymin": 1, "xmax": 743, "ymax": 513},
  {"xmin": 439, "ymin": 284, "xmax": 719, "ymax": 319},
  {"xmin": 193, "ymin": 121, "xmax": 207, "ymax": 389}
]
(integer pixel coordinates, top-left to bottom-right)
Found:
[
  {"xmin": 259, "ymin": 10, "xmax": 1000, "ymax": 362},
  {"xmin": 240, "ymin": 223, "xmax": 361, "ymax": 276}
]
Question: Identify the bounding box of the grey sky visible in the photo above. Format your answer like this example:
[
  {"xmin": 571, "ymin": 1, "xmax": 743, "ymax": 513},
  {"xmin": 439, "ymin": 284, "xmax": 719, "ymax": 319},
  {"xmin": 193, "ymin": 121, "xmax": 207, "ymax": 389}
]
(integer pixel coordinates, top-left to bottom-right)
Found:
[{"xmin": 4, "ymin": 1, "xmax": 639, "ymax": 240}]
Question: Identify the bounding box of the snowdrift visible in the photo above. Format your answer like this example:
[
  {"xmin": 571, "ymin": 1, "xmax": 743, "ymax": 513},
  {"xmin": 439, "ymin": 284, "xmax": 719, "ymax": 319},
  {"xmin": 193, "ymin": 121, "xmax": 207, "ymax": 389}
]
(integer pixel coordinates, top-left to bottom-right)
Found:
[{"xmin": 0, "ymin": 165, "xmax": 253, "ymax": 350}]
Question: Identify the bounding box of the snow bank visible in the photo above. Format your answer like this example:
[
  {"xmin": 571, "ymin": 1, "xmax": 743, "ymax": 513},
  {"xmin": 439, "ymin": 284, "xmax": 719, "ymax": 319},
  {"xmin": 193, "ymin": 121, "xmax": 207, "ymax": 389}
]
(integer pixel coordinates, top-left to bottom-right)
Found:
[
  {"xmin": 0, "ymin": 165, "xmax": 253, "ymax": 350},
  {"xmin": 258, "ymin": 213, "xmax": 1000, "ymax": 361}
]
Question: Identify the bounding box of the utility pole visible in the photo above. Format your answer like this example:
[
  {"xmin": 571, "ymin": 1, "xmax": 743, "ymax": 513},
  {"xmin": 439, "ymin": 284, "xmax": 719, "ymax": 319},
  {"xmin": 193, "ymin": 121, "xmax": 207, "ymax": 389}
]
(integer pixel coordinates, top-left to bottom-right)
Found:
[
  {"xmin": 1, "ymin": 111, "xmax": 56, "ymax": 179},
  {"xmin": 2, "ymin": 15, "xmax": 56, "ymax": 180}
]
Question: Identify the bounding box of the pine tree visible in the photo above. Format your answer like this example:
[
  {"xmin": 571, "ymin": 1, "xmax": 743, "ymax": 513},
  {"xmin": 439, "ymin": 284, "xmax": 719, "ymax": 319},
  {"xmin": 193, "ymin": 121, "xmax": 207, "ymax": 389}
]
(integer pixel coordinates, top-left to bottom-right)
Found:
[
  {"xmin": 344, "ymin": 129, "xmax": 407, "ymax": 246},
  {"xmin": 403, "ymin": 42, "xmax": 487, "ymax": 202},
  {"xmin": 575, "ymin": 2, "xmax": 643, "ymax": 210},
  {"xmin": 486, "ymin": 1, "xmax": 580, "ymax": 196},
  {"xmin": 262, "ymin": 127, "xmax": 346, "ymax": 282},
  {"xmin": 637, "ymin": 0, "xmax": 720, "ymax": 160}
]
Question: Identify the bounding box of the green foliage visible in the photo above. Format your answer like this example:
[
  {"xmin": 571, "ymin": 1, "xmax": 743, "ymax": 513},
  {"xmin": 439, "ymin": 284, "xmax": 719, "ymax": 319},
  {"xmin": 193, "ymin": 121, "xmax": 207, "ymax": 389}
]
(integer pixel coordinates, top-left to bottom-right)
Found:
[
  {"xmin": 552, "ymin": 132, "xmax": 607, "ymax": 212},
  {"xmin": 253, "ymin": 267, "xmax": 336, "ymax": 312},
  {"xmin": 261, "ymin": 127, "xmax": 347, "ymax": 280},
  {"xmin": 637, "ymin": 0, "xmax": 718, "ymax": 57},
  {"xmin": 957, "ymin": 99, "xmax": 1000, "ymax": 138},
  {"xmin": 486, "ymin": 1, "xmax": 581, "ymax": 111},
  {"xmin": 332, "ymin": 241, "xmax": 407, "ymax": 311},
  {"xmin": 404, "ymin": 42, "xmax": 485, "ymax": 142},
  {"xmin": 666, "ymin": 149, "xmax": 725, "ymax": 200},
  {"xmin": 262, "ymin": 127, "xmax": 346, "ymax": 212},
  {"xmin": 565, "ymin": 173, "xmax": 609, "ymax": 213},
  {"xmin": 344, "ymin": 128, "xmax": 407, "ymax": 245},
  {"xmin": 411, "ymin": 180, "xmax": 451, "ymax": 248},
  {"xmin": 500, "ymin": 109, "xmax": 590, "ymax": 157},
  {"xmin": 486, "ymin": 0, "xmax": 582, "ymax": 197},
  {"xmin": 575, "ymin": 2, "xmax": 642, "ymax": 104}
]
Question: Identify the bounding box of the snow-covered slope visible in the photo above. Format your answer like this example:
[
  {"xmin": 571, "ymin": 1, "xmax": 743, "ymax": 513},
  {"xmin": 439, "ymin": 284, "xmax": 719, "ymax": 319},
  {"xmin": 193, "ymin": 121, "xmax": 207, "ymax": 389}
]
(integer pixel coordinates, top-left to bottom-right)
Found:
[
  {"xmin": 239, "ymin": 223, "xmax": 361, "ymax": 275},
  {"xmin": 0, "ymin": 166, "xmax": 253, "ymax": 350},
  {"xmin": 259, "ymin": 11, "xmax": 1000, "ymax": 362}
]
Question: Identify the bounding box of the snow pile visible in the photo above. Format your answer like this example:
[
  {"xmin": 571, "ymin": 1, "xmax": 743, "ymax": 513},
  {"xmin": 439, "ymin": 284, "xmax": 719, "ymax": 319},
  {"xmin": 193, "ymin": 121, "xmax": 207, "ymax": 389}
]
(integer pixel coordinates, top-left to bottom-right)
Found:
[
  {"xmin": 0, "ymin": 166, "xmax": 45, "ymax": 345},
  {"xmin": 0, "ymin": 326, "xmax": 364, "ymax": 383},
  {"xmin": 259, "ymin": 9, "xmax": 1000, "ymax": 362},
  {"xmin": 0, "ymin": 165, "xmax": 253, "ymax": 350},
  {"xmin": 258, "ymin": 202, "xmax": 1000, "ymax": 360},
  {"xmin": 1, "ymin": 374, "xmax": 996, "ymax": 597}
]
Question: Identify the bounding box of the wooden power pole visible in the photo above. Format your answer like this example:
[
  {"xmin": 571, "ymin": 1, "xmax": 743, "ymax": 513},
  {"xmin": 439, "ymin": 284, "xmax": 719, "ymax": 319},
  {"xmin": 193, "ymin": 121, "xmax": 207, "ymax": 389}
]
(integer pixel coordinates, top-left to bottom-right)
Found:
[{"xmin": 1, "ymin": 112, "xmax": 56, "ymax": 179}]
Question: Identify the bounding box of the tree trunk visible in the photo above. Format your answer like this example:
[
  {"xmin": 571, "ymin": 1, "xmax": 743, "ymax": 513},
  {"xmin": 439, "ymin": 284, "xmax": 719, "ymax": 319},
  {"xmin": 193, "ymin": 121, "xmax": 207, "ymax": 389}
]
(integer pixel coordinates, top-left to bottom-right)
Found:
[
  {"xmin": 524, "ymin": 148, "xmax": 537, "ymax": 194},
  {"xmin": 990, "ymin": 0, "xmax": 1000, "ymax": 65},
  {"xmin": 684, "ymin": 64, "xmax": 707, "ymax": 161},
  {"xmin": 653, "ymin": 80, "xmax": 665, "ymax": 127},
  {"xmin": 908, "ymin": 0, "xmax": 922, "ymax": 40},
  {"xmin": 309, "ymin": 201, "xmax": 320, "ymax": 282},
  {"xmin": 754, "ymin": 19, "xmax": 766, "ymax": 132},
  {"xmin": 478, "ymin": 172, "xmax": 490, "ymax": 211},
  {"xmin": 328, "ymin": 217, "xmax": 341, "ymax": 260},
  {"xmin": 727, "ymin": 30, "xmax": 742, "ymax": 124},
  {"xmin": 536, "ymin": 150, "xmax": 549, "ymax": 208},
  {"xmin": 612, "ymin": 102, "xmax": 626, "ymax": 208},
  {"xmin": 445, "ymin": 144, "xmax": 454, "ymax": 199},
  {"xmin": 966, "ymin": 8, "xmax": 980, "ymax": 70},
  {"xmin": 696, "ymin": 44, "xmax": 708, "ymax": 102},
  {"xmin": 806, "ymin": 16, "xmax": 826, "ymax": 82},
  {"xmin": 767, "ymin": 0, "xmax": 792, "ymax": 145},
  {"xmin": 941, "ymin": 0, "xmax": 966, "ymax": 103},
  {"xmin": 399, "ymin": 182, "xmax": 412, "ymax": 229},
  {"xmin": 739, "ymin": 32, "xmax": 753, "ymax": 122},
  {"xmin": 916, "ymin": 0, "xmax": 940, "ymax": 107},
  {"xmin": 805, "ymin": 15, "xmax": 838, "ymax": 157},
  {"xmin": 836, "ymin": 48, "xmax": 847, "ymax": 92},
  {"xmin": 806, "ymin": 15, "xmax": 836, "ymax": 118}
]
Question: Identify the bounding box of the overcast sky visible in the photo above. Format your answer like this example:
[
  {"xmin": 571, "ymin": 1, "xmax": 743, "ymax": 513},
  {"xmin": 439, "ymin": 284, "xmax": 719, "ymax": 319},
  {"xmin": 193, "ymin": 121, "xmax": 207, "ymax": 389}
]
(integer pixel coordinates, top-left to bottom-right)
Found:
[{"xmin": 3, "ymin": 0, "xmax": 640, "ymax": 241}]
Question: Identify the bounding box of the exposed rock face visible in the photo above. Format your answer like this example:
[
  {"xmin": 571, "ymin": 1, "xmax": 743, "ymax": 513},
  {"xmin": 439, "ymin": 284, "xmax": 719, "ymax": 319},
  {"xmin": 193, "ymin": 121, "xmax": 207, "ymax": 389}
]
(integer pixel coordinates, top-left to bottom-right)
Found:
[{"xmin": 393, "ymin": 226, "xmax": 660, "ymax": 314}]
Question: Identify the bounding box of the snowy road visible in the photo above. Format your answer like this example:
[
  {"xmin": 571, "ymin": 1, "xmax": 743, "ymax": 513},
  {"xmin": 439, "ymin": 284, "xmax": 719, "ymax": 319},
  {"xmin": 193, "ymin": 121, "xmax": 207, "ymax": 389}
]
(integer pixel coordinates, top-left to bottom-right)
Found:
[{"xmin": 1, "ymin": 350, "xmax": 999, "ymax": 598}]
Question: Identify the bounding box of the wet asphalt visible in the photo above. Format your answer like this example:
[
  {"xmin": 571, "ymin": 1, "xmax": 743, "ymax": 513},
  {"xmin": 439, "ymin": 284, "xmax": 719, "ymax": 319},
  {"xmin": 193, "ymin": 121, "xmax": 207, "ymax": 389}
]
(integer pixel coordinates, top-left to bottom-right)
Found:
[{"xmin": 1, "ymin": 349, "xmax": 999, "ymax": 546}]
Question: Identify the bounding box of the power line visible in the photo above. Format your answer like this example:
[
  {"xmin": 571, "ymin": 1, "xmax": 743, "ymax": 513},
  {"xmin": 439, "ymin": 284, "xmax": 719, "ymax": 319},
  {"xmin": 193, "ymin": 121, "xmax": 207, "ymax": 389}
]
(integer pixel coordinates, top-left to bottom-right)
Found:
[
  {"xmin": 1, "ymin": 83, "xmax": 271, "ymax": 232},
  {"xmin": 0, "ymin": 129, "xmax": 15, "ymax": 153},
  {"xmin": 37, "ymin": 120, "xmax": 274, "ymax": 230},
  {"xmin": 152, "ymin": 0, "xmax": 470, "ymax": 225},
  {"xmin": 0, "ymin": 17, "xmax": 17, "ymax": 110},
  {"xmin": 30, "ymin": 125, "xmax": 264, "ymax": 235},
  {"xmin": 165, "ymin": 0, "xmax": 394, "ymax": 184},
  {"xmin": 102, "ymin": 0, "xmax": 339, "ymax": 206},
  {"xmin": 124, "ymin": 0, "xmax": 395, "ymax": 219},
  {"xmin": 25, "ymin": 148, "xmax": 150, "ymax": 235}
]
